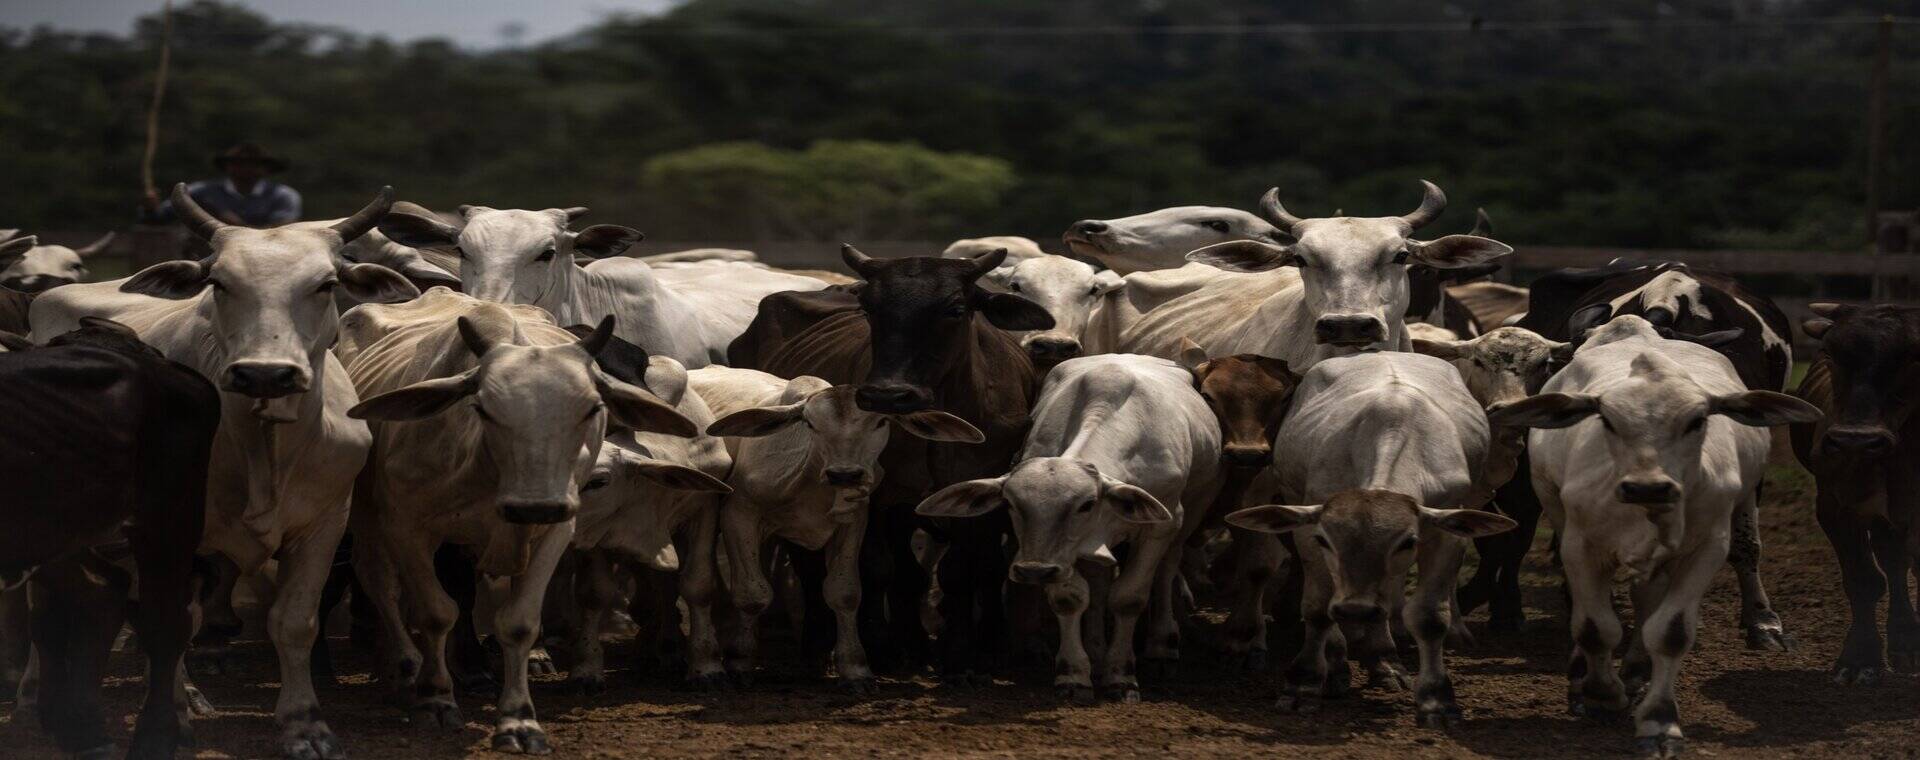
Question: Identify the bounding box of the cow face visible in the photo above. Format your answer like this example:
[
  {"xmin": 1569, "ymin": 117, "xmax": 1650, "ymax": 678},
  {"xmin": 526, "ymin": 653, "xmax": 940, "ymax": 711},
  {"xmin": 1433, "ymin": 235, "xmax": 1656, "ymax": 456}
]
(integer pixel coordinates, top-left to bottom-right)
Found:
[
  {"xmin": 984, "ymin": 255, "xmax": 1125, "ymax": 367},
  {"xmin": 1414, "ymin": 327, "xmax": 1571, "ymax": 409},
  {"xmin": 0, "ymin": 232, "xmax": 109, "ymax": 292},
  {"xmin": 1187, "ymin": 182, "xmax": 1511, "ymax": 350},
  {"xmin": 349, "ymin": 316, "xmax": 696, "ymax": 524},
  {"xmin": 1063, "ymin": 206, "xmax": 1283, "ymax": 274},
  {"xmin": 915, "ymin": 457, "xmax": 1173, "ymax": 585},
  {"xmin": 840, "ymin": 246, "xmax": 1053, "ymax": 413},
  {"xmin": 578, "ymin": 434, "xmax": 731, "ymax": 571},
  {"xmin": 378, "ymin": 204, "xmax": 639, "ymax": 305},
  {"xmin": 1179, "ymin": 339, "xmax": 1298, "ymax": 468},
  {"xmin": 122, "ymin": 185, "xmax": 418, "ymax": 400},
  {"xmin": 1228, "ymin": 490, "xmax": 1513, "ymax": 625},
  {"xmin": 1490, "ymin": 350, "xmax": 1820, "ymax": 505},
  {"xmin": 709, "ymin": 380, "xmax": 980, "ymax": 516},
  {"xmin": 1804, "ymin": 303, "xmax": 1920, "ymax": 458}
]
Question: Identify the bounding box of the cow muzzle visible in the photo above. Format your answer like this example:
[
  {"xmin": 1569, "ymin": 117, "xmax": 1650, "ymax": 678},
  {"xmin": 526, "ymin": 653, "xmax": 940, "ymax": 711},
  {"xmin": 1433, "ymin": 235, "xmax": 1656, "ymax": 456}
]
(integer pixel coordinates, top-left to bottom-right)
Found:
[
  {"xmin": 1313, "ymin": 315, "xmax": 1387, "ymax": 347},
  {"xmin": 855, "ymin": 383, "xmax": 933, "ymax": 414},
  {"xmin": 223, "ymin": 361, "xmax": 310, "ymax": 398},
  {"xmin": 1616, "ymin": 478, "xmax": 1681, "ymax": 505},
  {"xmin": 1009, "ymin": 561, "xmax": 1065, "ymax": 585},
  {"xmin": 1024, "ymin": 334, "xmax": 1082, "ymax": 363},
  {"xmin": 1821, "ymin": 425, "xmax": 1897, "ymax": 457},
  {"xmin": 1222, "ymin": 443, "xmax": 1272, "ymax": 468},
  {"xmin": 500, "ymin": 500, "xmax": 576, "ymax": 525},
  {"xmin": 822, "ymin": 466, "xmax": 871, "ymax": 487}
]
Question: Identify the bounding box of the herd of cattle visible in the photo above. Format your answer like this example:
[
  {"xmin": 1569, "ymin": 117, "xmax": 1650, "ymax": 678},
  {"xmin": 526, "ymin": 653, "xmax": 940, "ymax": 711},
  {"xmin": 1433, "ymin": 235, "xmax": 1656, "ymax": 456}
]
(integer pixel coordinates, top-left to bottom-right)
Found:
[{"xmin": 0, "ymin": 178, "xmax": 1913, "ymax": 760}]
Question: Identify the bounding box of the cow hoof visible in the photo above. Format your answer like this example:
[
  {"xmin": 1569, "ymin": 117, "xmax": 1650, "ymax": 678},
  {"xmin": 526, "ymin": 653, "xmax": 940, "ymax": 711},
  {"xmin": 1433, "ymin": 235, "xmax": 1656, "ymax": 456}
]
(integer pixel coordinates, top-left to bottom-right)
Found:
[
  {"xmin": 409, "ymin": 702, "xmax": 463, "ymax": 731},
  {"xmin": 684, "ymin": 672, "xmax": 730, "ymax": 693},
  {"xmin": 1274, "ymin": 691, "xmax": 1320, "ymax": 714},
  {"xmin": 1744, "ymin": 625, "xmax": 1795, "ymax": 652},
  {"xmin": 185, "ymin": 684, "xmax": 216, "ymax": 716},
  {"xmin": 282, "ymin": 727, "xmax": 346, "ymax": 760},
  {"xmin": 1635, "ymin": 735, "xmax": 1685, "ymax": 759},
  {"xmin": 1057, "ymin": 685, "xmax": 1096, "ymax": 706},
  {"xmin": 1367, "ymin": 665, "xmax": 1412, "ymax": 692},
  {"xmin": 564, "ymin": 674, "xmax": 606, "ymax": 696},
  {"xmin": 74, "ymin": 743, "xmax": 116, "ymax": 760},
  {"xmin": 1416, "ymin": 706, "xmax": 1463, "ymax": 730},
  {"xmin": 492, "ymin": 726, "xmax": 552, "ymax": 755},
  {"xmin": 1240, "ymin": 650, "xmax": 1267, "ymax": 671},
  {"xmin": 841, "ymin": 677, "xmax": 877, "ymax": 696},
  {"xmin": 1831, "ymin": 665, "xmax": 1885, "ymax": 686},
  {"xmin": 1445, "ymin": 625, "xmax": 1478, "ymax": 649},
  {"xmin": 527, "ymin": 648, "xmax": 558, "ymax": 676},
  {"xmin": 1105, "ymin": 685, "xmax": 1142, "ymax": 704}
]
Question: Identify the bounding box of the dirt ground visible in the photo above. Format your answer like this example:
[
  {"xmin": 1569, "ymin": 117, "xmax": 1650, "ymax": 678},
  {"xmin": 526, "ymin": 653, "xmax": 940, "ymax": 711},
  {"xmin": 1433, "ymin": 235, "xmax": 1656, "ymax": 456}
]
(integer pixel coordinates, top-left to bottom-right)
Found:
[{"xmin": 4, "ymin": 466, "xmax": 1916, "ymax": 759}]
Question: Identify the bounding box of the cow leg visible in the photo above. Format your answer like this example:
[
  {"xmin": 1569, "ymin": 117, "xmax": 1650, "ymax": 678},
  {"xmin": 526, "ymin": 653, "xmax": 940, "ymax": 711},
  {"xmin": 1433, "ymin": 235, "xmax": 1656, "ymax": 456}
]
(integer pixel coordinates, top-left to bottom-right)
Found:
[
  {"xmin": 1104, "ymin": 537, "xmax": 1170, "ymax": 702},
  {"xmin": 825, "ymin": 513, "xmax": 875, "ymax": 693},
  {"xmin": 1143, "ymin": 541, "xmax": 1184, "ymax": 679},
  {"xmin": 30, "ymin": 559, "xmax": 126, "ymax": 758},
  {"xmin": 1870, "ymin": 521, "xmax": 1919, "ymax": 673},
  {"xmin": 1046, "ymin": 570, "xmax": 1094, "ymax": 705},
  {"xmin": 391, "ymin": 540, "xmax": 462, "ymax": 731},
  {"xmin": 129, "ymin": 535, "xmax": 201, "ymax": 759},
  {"xmin": 872, "ymin": 509, "xmax": 930, "ymax": 672},
  {"xmin": 789, "ymin": 545, "xmax": 835, "ymax": 663},
  {"xmin": 1224, "ymin": 528, "xmax": 1282, "ymax": 669},
  {"xmin": 308, "ymin": 543, "xmax": 355, "ymax": 689},
  {"xmin": 436, "ymin": 546, "xmax": 497, "ymax": 694},
  {"xmin": 677, "ymin": 507, "xmax": 725, "ymax": 689},
  {"xmin": 1816, "ymin": 489, "xmax": 1889, "ymax": 684},
  {"xmin": 0, "ymin": 586, "xmax": 28, "ymax": 695},
  {"xmin": 195, "ymin": 553, "xmax": 244, "ymax": 645},
  {"xmin": 717, "ymin": 500, "xmax": 766, "ymax": 687},
  {"xmin": 935, "ymin": 532, "xmax": 985, "ymax": 684},
  {"xmin": 1563, "ymin": 537, "xmax": 1628, "ymax": 718},
  {"xmin": 269, "ymin": 522, "xmax": 349, "ymax": 760},
  {"xmin": 490, "ymin": 524, "xmax": 571, "ymax": 755},
  {"xmin": 1728, "ymin": 493, "xmax": 1790, "ymax": 650},
  {"xmin": 563, "ymin": 551, "xmax": 615, "ymax": 695},
  {"xmin": 350, "ymin": 529, "xmax": 421, "ymax": 696},
  {"xmin": 1279, "ymin": 571, "xmax": 1335, "ymax": 713},
  {"xmin": 1633, "ymin": 540, "xmax": 1725, "ymax": 759},
  {"xmin": 1408, "ymin": 537, "xmax": 1469, "ymax": 728}
]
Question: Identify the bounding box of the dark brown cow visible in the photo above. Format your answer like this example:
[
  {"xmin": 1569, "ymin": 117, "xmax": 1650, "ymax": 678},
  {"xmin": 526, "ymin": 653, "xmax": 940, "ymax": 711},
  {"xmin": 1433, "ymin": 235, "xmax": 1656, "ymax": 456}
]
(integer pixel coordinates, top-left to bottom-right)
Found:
[
  {"xmin": 741, "ymin": 245, "xmax": 1052, "ymax": 680},
  {"xmin": 0, "ymin": 318, "xmax": 219, "ymax": 759},
  {"xmin": 1792, "ymin": 303, "xmax": 1920, "ymax": 684}
]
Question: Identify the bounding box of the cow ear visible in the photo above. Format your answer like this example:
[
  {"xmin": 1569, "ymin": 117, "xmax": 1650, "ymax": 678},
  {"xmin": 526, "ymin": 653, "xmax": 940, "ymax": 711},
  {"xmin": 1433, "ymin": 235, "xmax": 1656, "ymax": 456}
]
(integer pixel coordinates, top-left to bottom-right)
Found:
[
  {"xmin": 1404, "ymin": 235, "xmax": 1513, "ymax": 268},
  {"xmin": 891, "ymin": 410, "xmax": 985, "ymax": 443},
  {"xmin": 348, "ymin": 372, "xmax": 477, "ymax": 421},
  {"xmin": 1548, "ymin": 341, "xmax": 1576, "ymax": 366},
  {"xmin": 1566, "ymin": 303, "xmax": 1615, "ymax": 339},
  {"xmin": 1186, "ymin": 240, "xmax": 1295, "ymax": 273},
  {"xmin": 573, "ymin": 225, "xmax": 643, "ymax": 259},
  {"xmin": 977, "ymin": 292, "xmax": 1055, "ymax": 331},
  {"xmin": 1419, "ymin": 506, "xmax": 1518, "ymax": 538},
  {"xmin": 915, "ymin": 478, "xmax": 1006, "ymax": 519},
  {"xmin": 1224, "ymin": 504, "xmax": 1323, "ymax": 534},
  {"xmin": 378, "ymin": 208, "xmax": 460, "ymax": 249},
  {"xmin": 338, "ymin": 263, "xmax": 421, "ymax": 305},
  {"xmin": 1177, "ymin": 337, "xmax": 1209, "ymax": 372},
  {"xmin": 1411, "ymin": 337, "xmax": 1466, "ymax": 361},
  {"xmin": 705, "ymin": 403, "xmax": 805, "ymax": 438},
  {"xmin": 1801, "ymin": 318, "xmax": 1833, "ymax": 340},
  {"xmin": 982, "ymin": 264, "xmax": 1016, "ymax": 290},
  {"xmin": 1486, "ymin": 392, "xmax": 1599, "ymax": 429},
  {"xmin": 120, "ymin": 259, "xmax": 209, "ymax": 300},
  {"xmin": 1092, "ymin": 269, "xmax": 1126, "ymax": 296},
  {"xmin": 1100, "ymin": 476, "xmax": 1173, "ymax": 524},
  {"xmin": 0, "ymin": 235, "xmax": 35, "ymax": 270},
  {"xmin": 623, "ymin": 458, "xmax": 732, "ymax": 494},
  {"xmin": 597, "ymin": 375, "xmax": 699, "ymax": 438},
  {"xmin": 1664, "ymin": 327, "xmax": 1744, "ymax": 349},
  {"xmin": 0, "ymin": 331, "xmax": 33, "ymax": 351},
  {"xmin": 1710, "ymin": 390, "xmax": 1823, "ymax": 427}
]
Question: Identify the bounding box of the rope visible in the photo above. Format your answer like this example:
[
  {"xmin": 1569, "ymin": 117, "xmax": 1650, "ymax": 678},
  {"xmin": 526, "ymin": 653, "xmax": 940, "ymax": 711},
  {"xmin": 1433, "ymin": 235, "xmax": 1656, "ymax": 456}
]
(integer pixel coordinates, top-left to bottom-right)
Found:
[{"xmin": 140, "ymin": 0, "xmax": 174, "ymax": 201}]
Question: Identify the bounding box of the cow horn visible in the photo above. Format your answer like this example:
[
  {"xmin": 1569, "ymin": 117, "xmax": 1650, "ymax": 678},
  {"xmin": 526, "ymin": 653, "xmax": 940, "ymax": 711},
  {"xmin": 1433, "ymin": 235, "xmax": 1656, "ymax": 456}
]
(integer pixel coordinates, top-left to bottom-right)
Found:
[
  {"xmin": 1258, "ymin": 187, "xmax": 1305, "ymax": 233},
  {"xmin": 1397, "ymin": 180, "xmax": 1447, "ymax": 230},
  {"xmin": 456, "ymin": 316, "xmax": 493, "ymax": 358},
  {"xmin": 562, "ymin": 207, "xmax": 590, "ymax": 221},
  {"xmin": 841, "ymin": 244, "xmax": 880, "ymax": 277},
  {"xmin": 329, "ymin": 186, "xmax": 395, "ymax": 243},
  {"xmin": 172, "ymin": 183, "xmax": 228, "ymax": 241},
  {"xmin": 76, "ymin": 231, "xmax": 116, "ymax": 258},
  {"xmin": 965, "ymin": 247, "xmax": 1008, "ymax": 278},
  {"xmin": 1808, "ymin": 302, "xmax": 1844, "ymax": 318},
  {"xmin": 1469, "ymin": 207, "xmax": 1493, "ymax": 237},
  {"xmin": 576, "ymin": 315, "xmax": 615, "ymax": 357}
]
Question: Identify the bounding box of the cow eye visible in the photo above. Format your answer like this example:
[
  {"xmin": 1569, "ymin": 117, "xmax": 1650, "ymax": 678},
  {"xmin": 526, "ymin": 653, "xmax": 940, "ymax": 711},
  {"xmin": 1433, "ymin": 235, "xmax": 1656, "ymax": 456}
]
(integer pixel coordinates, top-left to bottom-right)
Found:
[
  {"xmin": 1076, "ymin": 500, "xmax": 1095, "ymax": 514},
  {"xmin": 1007, "ymin": 281, "xmax": 1021, "ymax": 292},
  {"xmin": 1087, "ymin": 285, "xmax": 1100, "ymax": 297},
  {"xmin": 535, "ymin": 246, "xmax": 557, "ymax": 262},
  {"xmin": 1200, "ymin": 220, "xmax": 1229, "ymax": 233},
  {"xmin": 1684, "ymin": 416, "xmax": 1706, "ymax": 434},
  {"xmin": 317, "ymin": 280, "xmax": 337, "ymax": 294},
  {"xmin": 1312, "ymin": 534, "xmax": 1332, "ymax": 550},
  {"xmin": 473, "ymin": 404, "xmax": 495, "ymax": 423},
  {"xmin": 208, "ymin": 278, "xmax": 228, "ymax": 293},
  {"xmin": 582, "ymin": 473, "xmax": 612, "ymax": 492},
  {"xmin": 1397, "ymin": 536, "xmax": 1418, "ymax": 552},
  {"xmin": 1392, "ymin": 249, "xmax": 1411, "ymax": 264},
  {"xmin": 585, "ymin": 403, "xmax": 604, "ymax": 422},
  {"xmin": 944, "ymin": 304, "xmax": 969, "ymax": 319},
  {"xmin": 874, "ymin": 417, "xmax": 887, "ymax": 429}
]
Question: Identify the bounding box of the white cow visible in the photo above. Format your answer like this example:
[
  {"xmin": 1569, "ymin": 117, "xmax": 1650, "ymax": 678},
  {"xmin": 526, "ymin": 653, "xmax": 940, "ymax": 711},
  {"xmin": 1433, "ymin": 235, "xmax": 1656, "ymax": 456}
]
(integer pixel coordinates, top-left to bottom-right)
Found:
[
  {"xmin": 1226, "ymin": 351, "xmax": 1511, "ymax": 727},
  {"xmin": 337, "ymin": 288, "xmax": 696, "ymax": 754},
  {"xmin": 693, "ymin": 367, "xmax": 981, "ymax": 691},
  {"xmin": 1064, "ymin": 206, "xmax": 1283, "ymax": 274},
  {"xmin": 916, "ymin": 354, "xmax": 1222, "ymax": 702},
  {"xmin": 1121, "ymin": 182, "xmax": 1512, "ymax": 370},
  {"xmin": 1489, "ymin": 315, "xmax": 1819, "ymax": 757},
  {"xmin": 0, "ymin": 231, "xmax": 112, "ymax": 292},
  {"xmin": 377, "ymin": 204, "xmax": 828, "ymax": 368},
  {"xmin": 564, "ymin": 366, "xmax": 734, "ymax": 694},
  {"xmin": 981, "ymin": 255, "xmax": 1127, "ymax": 362},
  {"xmin": 944, "ymin": 235, "xmax": 1047, "ymax": 264},
  {"xmin": 28, "ymin": 184, "xmax": 418, "ymax": 759}
]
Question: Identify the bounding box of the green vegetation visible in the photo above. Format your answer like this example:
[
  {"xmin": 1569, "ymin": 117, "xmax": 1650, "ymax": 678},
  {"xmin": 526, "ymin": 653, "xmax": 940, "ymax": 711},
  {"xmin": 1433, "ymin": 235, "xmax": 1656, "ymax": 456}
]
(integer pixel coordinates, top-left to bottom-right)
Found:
[{"xmin": 1, "ymin": 1, "xmax": 1916, "ymax": 246}]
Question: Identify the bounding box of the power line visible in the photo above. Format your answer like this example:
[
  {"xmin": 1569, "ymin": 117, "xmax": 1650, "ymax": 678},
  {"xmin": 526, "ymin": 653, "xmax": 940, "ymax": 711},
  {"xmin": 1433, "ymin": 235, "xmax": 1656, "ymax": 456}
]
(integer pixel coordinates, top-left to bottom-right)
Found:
[{"xmin": 595, "ymin": 15, "xmax": 1920, "ymax": 38}]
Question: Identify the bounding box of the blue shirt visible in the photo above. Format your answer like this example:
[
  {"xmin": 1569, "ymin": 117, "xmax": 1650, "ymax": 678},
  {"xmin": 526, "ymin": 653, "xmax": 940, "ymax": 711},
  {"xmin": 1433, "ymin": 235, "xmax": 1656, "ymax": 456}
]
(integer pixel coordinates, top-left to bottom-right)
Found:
[{"xmin": 147, "ymin": 179, "xmax": 303, "ymax": 227}]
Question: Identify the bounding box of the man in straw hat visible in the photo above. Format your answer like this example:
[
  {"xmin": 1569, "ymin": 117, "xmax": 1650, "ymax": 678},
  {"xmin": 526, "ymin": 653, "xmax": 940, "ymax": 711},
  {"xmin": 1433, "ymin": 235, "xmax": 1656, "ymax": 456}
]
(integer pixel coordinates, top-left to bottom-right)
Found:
[{"xmin": 142, "ymin": 142, "xmax": 303, "ymax": 227}]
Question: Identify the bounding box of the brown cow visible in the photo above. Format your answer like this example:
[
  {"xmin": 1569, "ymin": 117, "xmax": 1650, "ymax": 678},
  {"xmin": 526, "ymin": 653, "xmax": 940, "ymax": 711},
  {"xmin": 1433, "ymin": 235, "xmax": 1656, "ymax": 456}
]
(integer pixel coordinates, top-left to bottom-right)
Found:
[
  {"xmin": 740, "ymin": 245, "xmax": 1052, "ymax": 680},
  {"xmin": 1792, "ymin": 303, "xmax": 1920, "ymax": 684}
]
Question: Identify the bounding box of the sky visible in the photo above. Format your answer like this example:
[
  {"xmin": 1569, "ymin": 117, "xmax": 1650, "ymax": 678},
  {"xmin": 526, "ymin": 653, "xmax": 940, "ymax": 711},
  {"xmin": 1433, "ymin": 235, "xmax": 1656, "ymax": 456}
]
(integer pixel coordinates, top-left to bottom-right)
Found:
[{"xmin": 0, "ymin": 0, "xmax": 680, "ymax": 48}]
